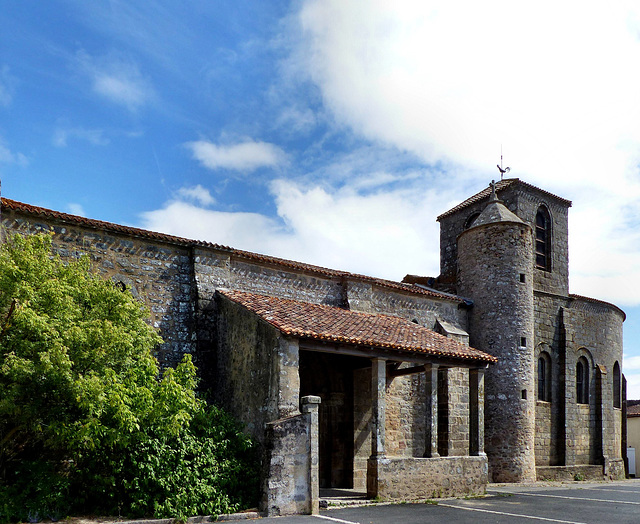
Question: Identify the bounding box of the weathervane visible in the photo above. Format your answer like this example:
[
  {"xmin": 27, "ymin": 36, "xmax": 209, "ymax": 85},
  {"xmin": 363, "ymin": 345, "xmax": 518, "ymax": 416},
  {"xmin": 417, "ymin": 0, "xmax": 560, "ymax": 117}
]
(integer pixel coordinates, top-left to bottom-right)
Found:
[{"xmin": 497, "ymin": 149, "xmax": 510, "ymax": 180}]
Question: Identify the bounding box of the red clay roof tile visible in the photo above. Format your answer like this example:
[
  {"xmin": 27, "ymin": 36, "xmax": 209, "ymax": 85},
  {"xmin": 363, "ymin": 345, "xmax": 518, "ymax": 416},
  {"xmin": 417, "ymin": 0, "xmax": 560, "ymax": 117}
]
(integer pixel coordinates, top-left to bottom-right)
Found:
[
  {"xmin": 1, "ymin": 197, "xmax": 460, "ymax": 303},
  {"xmin": 218, "ymin": 288, "xmax": 496, "ymax": 363}
]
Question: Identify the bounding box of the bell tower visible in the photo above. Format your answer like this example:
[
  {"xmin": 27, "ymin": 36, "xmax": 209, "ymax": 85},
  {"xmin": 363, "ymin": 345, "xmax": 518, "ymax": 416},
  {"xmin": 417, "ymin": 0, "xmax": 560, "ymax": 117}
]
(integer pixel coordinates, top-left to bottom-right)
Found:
[{"xmin": 456, "ymin": 182, "xmax": 536, "ymax": 482}]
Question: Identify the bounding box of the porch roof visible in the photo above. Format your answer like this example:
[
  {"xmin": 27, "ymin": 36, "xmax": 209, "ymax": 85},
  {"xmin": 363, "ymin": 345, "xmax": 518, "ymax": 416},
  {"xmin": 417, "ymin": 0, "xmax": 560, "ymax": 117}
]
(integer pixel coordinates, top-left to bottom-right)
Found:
[{"xmin": 218, "ymin": 289, "xmax": 496, "ymax": 364}]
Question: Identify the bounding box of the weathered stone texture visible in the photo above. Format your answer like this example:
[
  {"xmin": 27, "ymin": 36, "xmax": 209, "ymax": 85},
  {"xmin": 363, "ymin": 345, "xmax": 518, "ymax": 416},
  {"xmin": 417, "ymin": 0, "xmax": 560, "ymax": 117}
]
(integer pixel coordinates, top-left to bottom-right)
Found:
[
  {"xmin": 371, "ymin": 455, "xmax": 488, "ymax": 500},
  {"xmin": 438, "ymin": 182, "xmax": 570, "ymax": 296},
  {"xmin": 215, "ymin": 293, "xmax": 299, "ymax": 443},
  {"xmin": 347, "ymin": 280, "xmax": 469, "ymax": 332},
  {"xmin": 264, "ymin": 405, "xmax": 317, "ymax": 516},
  {"xmin": 458, "ymin": 219, "xmax": 536, "ymax": 482},
  {"xmin": 2, "ymin": 209, "xmax": 196, "ymax": 368}
]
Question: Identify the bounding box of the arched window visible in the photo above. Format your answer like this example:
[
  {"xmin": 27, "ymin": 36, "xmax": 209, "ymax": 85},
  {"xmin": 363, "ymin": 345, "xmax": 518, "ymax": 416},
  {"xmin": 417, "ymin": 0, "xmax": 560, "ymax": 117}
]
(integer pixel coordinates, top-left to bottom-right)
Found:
[
  {"xmin": 613, "ymin": 361, "xmax": 621, "ymax": 409},
  {"xmin": 535, "ymin": 206, "xmax": 552, "ymax": 271},
  {"xmin": 576, "ymin": 357, "xmax": 589, "ymax": 404},
  {"xmin": 537, "ymin": 352, "xmax": 552, "ymax": 401},
  {"xmin": 464, "ymin": 212, "xmax": 480, "ymax": 229}
]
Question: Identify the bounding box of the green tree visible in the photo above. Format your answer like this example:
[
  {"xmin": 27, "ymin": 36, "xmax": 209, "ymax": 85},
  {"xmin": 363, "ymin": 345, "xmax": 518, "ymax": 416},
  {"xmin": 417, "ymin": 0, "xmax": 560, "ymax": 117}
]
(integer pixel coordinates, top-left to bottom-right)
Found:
[{"xmin": 0, "ymin": 233, "xmax": 258, "ymax": 521}]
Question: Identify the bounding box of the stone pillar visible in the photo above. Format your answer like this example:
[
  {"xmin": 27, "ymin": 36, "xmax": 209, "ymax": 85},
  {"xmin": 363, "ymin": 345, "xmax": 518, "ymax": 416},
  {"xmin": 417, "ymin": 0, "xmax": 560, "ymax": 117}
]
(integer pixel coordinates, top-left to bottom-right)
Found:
[
  {"xmin": 367, "ymin": 358, "xmax": 386, "ymax": 498},
  {"xmin": 371, "ymin": 357, "xmax": 386, "ymax": 458},
  {"xmin": 278, "ymin": 337, "xmax": 300, "ymax": 417},
  {"xmin": 301, "ymin": 395, "xmax": 321, "ymax": 515},
  {"xmin": 563, "ymin": 350, "xmax": 576, "ymax": 466},
  {"xmin": 596, "ymin": 365, "xmax": 608, "ymax": 472},
  {"xmin": 424, "ymin": 363, "xmax": 440, "ymax": 458},
  {"xmin": 470, "ymin": 368, "xmax": 486, "ymax": 456}
]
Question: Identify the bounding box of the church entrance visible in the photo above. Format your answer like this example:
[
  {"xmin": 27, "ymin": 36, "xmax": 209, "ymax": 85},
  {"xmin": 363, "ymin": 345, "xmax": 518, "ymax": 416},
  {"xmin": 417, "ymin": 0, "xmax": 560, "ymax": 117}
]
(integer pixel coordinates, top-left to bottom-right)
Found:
[{"xmin": 299, "ymin": 351, "xmax": 365, "ymax": 489}]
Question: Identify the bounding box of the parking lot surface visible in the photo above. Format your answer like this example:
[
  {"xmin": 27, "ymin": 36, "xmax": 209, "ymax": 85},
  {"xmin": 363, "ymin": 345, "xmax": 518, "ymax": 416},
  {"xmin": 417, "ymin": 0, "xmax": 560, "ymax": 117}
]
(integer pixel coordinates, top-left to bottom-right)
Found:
[{"xmin": 259, "ymin": 479, "xmax": 640, "ymax": 524}]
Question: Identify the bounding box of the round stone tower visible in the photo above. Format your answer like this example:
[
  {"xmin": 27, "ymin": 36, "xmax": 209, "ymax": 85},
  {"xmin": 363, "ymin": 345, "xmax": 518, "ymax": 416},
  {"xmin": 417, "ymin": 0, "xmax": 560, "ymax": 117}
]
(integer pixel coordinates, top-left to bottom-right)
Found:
[{"xmin": 457, "ymin": 182, "xmax": 536, "ymax": 483}]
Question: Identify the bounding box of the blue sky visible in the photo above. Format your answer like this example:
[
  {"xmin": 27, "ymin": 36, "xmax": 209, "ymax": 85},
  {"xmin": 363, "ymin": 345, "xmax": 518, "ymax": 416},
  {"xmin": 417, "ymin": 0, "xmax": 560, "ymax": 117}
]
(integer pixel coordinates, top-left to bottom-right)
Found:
[{"xmin": 3, "ymin": 1, "xmax": 640, "ymax": 395}]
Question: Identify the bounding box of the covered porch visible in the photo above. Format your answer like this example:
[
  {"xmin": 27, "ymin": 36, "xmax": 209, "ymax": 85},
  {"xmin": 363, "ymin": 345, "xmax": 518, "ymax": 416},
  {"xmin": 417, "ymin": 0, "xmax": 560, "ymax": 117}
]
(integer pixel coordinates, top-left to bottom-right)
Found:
[{"xmin": 216, "ymin": 289, "xmax": 496, "ymax": 515}]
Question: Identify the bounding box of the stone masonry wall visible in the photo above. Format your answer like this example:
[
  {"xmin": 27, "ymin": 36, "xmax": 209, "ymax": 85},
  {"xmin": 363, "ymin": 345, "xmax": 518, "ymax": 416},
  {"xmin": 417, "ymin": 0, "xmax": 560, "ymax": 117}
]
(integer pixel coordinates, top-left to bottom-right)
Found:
[
  {"xmin": 386, "ymin": 372, "xmax": 426, "ymax": 458},
  {"xmin": 562, "ymin": 299, "xmax": 624, "ymax": 464},
  {"xmin": 214, "ymin": 293, "xmax": 300, "ymax": 444},
  {"xmin": 2, "ymin": 208, "xmax": 195, "ymax": 368},
  {"xmin": 457, "ymin": 219, "xmax": 536, "ymax": 482},
  {"xmin": 533, "ymin": 292, "xmax": 567, "ymax": 466},
  {"xmin": 263, "ymin": 409, "xmax": 314, "ymax": 516},
  {"xmin": 373, "ymin": 456, "xmax": 488, "ymax": 500},
  {"xmin": 346, "ymin": 280, "xmax": 469, "ymax": 333},
  {"xmin": 437, "ymin": 182, "xmax": 570, "ymax": 296}
]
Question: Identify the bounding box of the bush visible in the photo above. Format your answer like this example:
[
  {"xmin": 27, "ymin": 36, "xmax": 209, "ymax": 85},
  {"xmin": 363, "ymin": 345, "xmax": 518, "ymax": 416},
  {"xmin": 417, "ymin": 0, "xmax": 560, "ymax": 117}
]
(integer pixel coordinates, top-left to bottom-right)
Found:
[{"xmin": 0, "ymin": 234, "xmax": 258, "ymax": 522}]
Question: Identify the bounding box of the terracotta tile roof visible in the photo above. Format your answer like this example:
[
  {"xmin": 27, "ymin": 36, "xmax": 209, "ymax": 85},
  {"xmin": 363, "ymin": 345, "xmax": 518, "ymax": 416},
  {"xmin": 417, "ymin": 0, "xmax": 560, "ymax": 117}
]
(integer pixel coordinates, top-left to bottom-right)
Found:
[
  {"xmin": 1, "ymin": 197, "xmax": 460, "ymax": 303},
  {"xmin": 437, "ymin": 178, "xmax": 572, "ymax": 221},
  {"xmin": 218, "ymin": 288, "xmax": 496, "ymax": 363}
]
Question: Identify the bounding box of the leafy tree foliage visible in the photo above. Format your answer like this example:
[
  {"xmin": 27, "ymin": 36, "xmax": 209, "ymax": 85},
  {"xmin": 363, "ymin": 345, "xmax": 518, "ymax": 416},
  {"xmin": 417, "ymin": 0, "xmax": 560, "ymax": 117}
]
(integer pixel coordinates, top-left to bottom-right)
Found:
[{"xmin": 0, "ymin": 234, "xmax": 258, "ymax": 522}]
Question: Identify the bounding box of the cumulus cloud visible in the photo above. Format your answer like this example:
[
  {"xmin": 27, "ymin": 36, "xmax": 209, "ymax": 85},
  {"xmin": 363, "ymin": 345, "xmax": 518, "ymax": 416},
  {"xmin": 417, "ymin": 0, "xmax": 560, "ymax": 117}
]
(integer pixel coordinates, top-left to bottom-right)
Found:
[
  {"xmin": 53, "ymin": 126, "xmax": 109, "ymax": 147},
  {"xmin": 139, "ymin": 176, "xmax": 444, "ymax": 281},
  {"xmin": 289, "ymin": 1, "xmax": 640, "ymax": 308},
  {"xmin": 76, "ymin": 50, "xmax": 154, "ymax": 111},
  {"xmin": 185, "ymin": 140, "xmax": 286, "ymax": 172},
  {"xmin": 176, "ymin": 185, "xmax": 216, "ymax": 206}
]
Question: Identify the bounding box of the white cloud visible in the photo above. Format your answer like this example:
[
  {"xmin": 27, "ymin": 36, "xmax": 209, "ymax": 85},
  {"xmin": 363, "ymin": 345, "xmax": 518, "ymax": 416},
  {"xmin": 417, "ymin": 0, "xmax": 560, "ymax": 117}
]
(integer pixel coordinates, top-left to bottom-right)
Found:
[
  {"xmin": 0, "ymin": 138, "xmax": 27, "ymax": 166},
  {"xmin": 77, "ymin": 50, "xmax": 154, "ymax": 111},
  {"xmin": 139, "ymin": 177, "xmax": 445, "ymax": 281},
  {"xmin": 185, "ymin": 140, "xmax": 286, "ymax": 172},
  {"xmin": 66, "ymin": 203, "xmax": 86, "ymax": 217},
  {"xmin": 53, "ymin": 126, "xmax": 109, "ymax": 147},
  {"xmin": 176, "ymin": 185, "xmax": 215, "ymax": 206},
  {"xmin": 289, "ymin": 1, "xmax": 640, "ymax": 307}
]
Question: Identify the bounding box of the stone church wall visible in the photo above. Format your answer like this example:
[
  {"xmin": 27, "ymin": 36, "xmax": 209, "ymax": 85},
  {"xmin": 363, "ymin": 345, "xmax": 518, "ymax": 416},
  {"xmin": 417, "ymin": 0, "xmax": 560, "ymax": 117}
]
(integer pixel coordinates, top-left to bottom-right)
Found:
[
  {"xmin": 214, "ymin": 293, "xmax": 300, "ymax": 443},
  {"xmin": 1, "ymin": 207, "xmax": 196, "ymax": 368}
]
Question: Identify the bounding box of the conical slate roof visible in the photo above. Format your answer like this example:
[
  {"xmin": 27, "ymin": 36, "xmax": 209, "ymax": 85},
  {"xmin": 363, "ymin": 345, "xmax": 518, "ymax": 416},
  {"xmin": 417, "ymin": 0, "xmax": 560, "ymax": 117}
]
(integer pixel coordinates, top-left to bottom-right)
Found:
[{"xmin": 471, "ymin": 182, "xmax": 525, "ymax": 227}]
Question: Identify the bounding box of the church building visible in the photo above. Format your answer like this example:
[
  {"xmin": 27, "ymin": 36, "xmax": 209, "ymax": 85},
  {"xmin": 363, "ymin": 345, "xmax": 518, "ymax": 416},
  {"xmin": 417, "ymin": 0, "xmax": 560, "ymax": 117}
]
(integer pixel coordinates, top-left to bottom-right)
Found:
[{"xmin": 0, "ymin": 178, "xmax": 626, "ymax": 515}]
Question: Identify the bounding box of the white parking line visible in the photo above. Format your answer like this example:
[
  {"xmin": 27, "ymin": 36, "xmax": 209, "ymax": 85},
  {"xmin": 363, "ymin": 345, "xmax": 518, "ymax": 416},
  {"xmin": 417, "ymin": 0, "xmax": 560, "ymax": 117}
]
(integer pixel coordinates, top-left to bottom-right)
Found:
[
  {"xmin": 587, "ymin": 487, "xmax": 640, "ymax": 494},
  {"xmin": 313, "ymin": 515, "xmax": 360, "ymax": 524},
  {"xmin": 514, "ymin": 492, "xmax": 640, "ymax": 505},
  {"xmin": 439, "ymin": 503, "xmax": 587, "ymax": 523}
]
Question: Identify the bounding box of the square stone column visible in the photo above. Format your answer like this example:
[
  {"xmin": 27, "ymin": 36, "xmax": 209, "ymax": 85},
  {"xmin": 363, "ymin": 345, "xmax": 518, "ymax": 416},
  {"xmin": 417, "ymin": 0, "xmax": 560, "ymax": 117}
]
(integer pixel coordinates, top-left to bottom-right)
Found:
[
  {"xmin": 367, "ymin": 358, "xmax": 386, "ymax": 498},
  {"xmin": 370, "ymin": 357, "xmax": 387, "ymax": 458},
  {"xmin": 424, "ymin": 363, "xmax": 440, "ymax": 458},
  {"xmin": 470, "ymin": 368, "xmax": 486, "ymax": 456},
  {"xmin": 301, "ymin": 395, "xmax": 321, "ymax": 515}
]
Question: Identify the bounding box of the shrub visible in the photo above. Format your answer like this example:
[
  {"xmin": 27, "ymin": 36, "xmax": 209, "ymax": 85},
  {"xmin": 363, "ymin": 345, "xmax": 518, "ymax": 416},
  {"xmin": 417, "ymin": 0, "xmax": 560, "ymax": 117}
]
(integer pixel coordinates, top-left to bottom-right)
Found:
[{"xmin": 0, "ymin": 234, "xmax": 258, "ymax": 522}]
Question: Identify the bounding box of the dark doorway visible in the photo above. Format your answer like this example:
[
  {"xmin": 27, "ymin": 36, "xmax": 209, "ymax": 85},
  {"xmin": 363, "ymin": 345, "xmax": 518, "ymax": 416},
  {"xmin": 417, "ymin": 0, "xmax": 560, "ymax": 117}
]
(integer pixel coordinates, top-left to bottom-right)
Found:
[{"xmin": 299, "ymin": 351, "xmax": 363, "ymax": 489}]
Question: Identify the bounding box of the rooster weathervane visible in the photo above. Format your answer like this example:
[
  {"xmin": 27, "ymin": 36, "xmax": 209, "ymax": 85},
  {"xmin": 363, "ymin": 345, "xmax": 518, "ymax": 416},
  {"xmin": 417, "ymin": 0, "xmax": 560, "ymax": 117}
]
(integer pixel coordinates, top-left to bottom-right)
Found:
[{"xmin": 497, "ymin": 152, "xmax": 510, "ymax": 180}]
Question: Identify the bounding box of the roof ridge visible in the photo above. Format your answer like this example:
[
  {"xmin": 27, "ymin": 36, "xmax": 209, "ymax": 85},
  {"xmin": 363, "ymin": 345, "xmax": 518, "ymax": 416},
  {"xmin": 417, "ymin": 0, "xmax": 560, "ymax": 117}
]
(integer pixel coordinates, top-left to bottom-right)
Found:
[
  {"xmin": 437, "ymin": 178, "xmax": 572, "ymax": 221},
  {"xmin": 1, "ymin": 197, "xmax": 464, "ymax": 303}
]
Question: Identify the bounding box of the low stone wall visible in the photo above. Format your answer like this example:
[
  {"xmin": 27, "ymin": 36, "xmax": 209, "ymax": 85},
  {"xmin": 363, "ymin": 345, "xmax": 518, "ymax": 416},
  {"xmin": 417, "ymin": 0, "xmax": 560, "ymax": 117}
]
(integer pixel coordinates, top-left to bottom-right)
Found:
[
  {"xmin": 370, "ymin": 455, "xmax": 488, "ymax": 500},
  {"xmin": 262, "ymin": 397, "xmax": 319, "ymax": 517},
  {"xmin": 536, "ymin": 460, "xmax": 625, "ymax": 482}
]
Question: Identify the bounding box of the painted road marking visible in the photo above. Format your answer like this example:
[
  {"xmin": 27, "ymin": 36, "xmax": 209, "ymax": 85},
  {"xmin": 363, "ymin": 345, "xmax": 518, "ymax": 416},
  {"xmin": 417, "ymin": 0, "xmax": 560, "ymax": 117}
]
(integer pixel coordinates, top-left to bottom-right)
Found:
[
  {"xmin": 439, "ymin": 503, "xmax": 587, "ymax": 523},
  {"xmin": 313, "ymin": 515, "xmax": 360, "ymax": 524},
  {"xmin": 514, "ymin": 492, "xmax": 640, "ymax": 505},
  {"xmin": 587, "ymin": 487, "xmax": 640, "ymax": 494}
]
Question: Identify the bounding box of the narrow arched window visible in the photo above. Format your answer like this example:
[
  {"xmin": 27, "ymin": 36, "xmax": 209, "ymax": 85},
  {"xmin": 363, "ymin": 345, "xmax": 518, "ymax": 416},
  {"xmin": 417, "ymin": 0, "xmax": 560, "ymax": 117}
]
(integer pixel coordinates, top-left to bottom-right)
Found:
[
  {"xmin": 538, "ymin": 353, "xmax": 551, "ymax": 401},
  {"xmin": 613, "ymin": 361, "xmax": 621, "ymax": 409},
  {"xmin": 535, "ymin": 206, "xmax": 552, "ymax": 271},
  {"xmin": 464, "ymin": 212, "xmax": 480, "ymax": 229},
  {"xmin": 576, "ymin": 357, "xmax": 589, "ymax": 404}
]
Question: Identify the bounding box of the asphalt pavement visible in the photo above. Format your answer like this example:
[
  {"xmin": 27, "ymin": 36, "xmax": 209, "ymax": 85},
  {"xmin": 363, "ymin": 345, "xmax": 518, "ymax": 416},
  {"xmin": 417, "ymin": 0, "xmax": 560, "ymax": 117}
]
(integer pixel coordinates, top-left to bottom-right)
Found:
[{"xmin": 257, "ymin": 479, "xmax": 640, "ymax": 524}]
